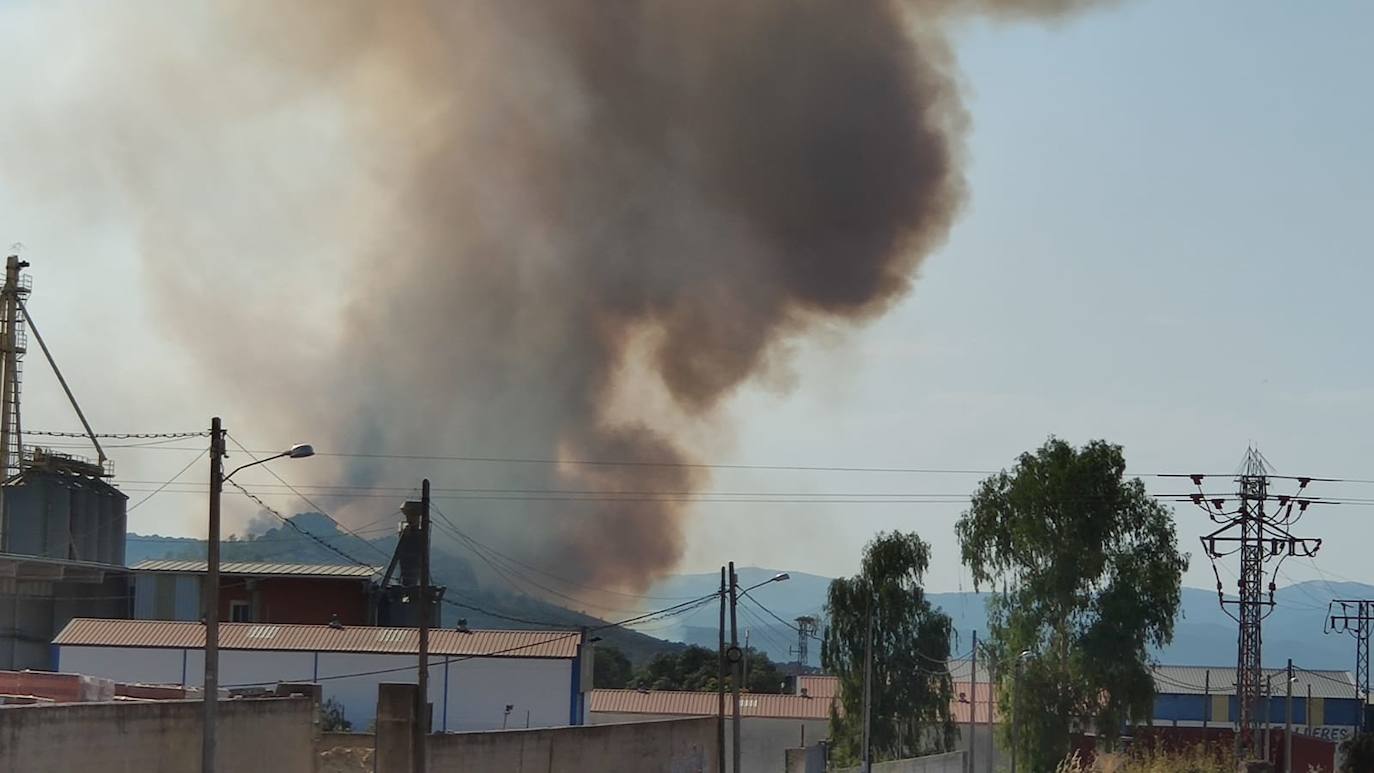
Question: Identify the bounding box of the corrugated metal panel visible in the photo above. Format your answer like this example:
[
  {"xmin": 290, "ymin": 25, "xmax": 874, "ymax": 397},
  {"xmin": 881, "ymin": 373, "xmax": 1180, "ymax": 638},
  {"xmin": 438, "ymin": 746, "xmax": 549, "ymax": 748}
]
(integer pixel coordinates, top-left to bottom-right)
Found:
[
  {"xmin": 589, "ymin": 689, "xmax": 833, "ymax": 720},
  {"xmin": 795, "ymin": 675, "xmax": 839, "ymax": 699},
  {"xmin": 947, "ymin": 658, "xmax": 993, "ymax": 685},
  {"xmin": 1152, "ymin": 665, "xmax": 1356, "ymax": 699},
  {"xmin": 950, "ymin": 682, "xmax": 1000, "ymax": 724},
  {"xmin": 131, "ymin": 560, "xmax": 379, "ymax": 578},
  {"xmin": 54, "ymin": 618, "xmax": 579, "ymax": 659}
]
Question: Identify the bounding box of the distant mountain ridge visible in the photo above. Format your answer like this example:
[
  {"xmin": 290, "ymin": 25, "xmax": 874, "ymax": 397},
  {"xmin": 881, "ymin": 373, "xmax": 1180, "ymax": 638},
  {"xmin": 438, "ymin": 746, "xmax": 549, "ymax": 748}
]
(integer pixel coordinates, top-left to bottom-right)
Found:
[{"xmin": 646, "ymin": 567, "xmax": 1374, "ymax": 673}]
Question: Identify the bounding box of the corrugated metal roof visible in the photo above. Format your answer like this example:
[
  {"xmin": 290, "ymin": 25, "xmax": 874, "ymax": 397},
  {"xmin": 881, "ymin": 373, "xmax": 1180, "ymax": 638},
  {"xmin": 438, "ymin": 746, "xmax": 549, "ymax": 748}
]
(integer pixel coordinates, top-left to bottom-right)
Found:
[
  {"xmin": 795, "ymin": 675, "xmax": 839, "ymax": 699},
  {"xmin": 131, "ymin": 560, "xmax": 379, "ymax": 578},
  {"xmin": 1152, "ymin": 665, "xmax": 1357, "ymax": 700},
  {"xmin": 947, "ymin": 658, "xmax": 993, "ymax": 685},
  {"xmin": 951, "ymin": 682, "xmax": 1000, "ymax": 724},
  {"xmin": 590, "ymin": 689, "xmax": 833, "ymax": 720},
  {"xmin": 54, "ymin": 618, "xmax": 579, "ymax": 659}
]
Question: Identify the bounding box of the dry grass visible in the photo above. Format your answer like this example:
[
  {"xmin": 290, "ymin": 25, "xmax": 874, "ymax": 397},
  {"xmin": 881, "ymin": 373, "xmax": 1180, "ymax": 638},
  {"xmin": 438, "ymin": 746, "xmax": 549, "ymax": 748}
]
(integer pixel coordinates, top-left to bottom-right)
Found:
[
  {"xmin": 1054, "ymin": 745, "xmax": 1236, "ymax": 773},
  {"xmin": 1056, "ymin": 746, "xmax": 1331, "ymax": 773}
]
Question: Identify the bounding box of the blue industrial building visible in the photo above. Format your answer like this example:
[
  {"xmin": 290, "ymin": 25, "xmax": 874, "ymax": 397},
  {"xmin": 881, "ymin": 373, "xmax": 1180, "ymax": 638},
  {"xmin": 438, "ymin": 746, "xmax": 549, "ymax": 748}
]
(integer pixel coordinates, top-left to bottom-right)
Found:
[{"xmin": 1151, "ymin": 665, "xmax": 1361, "ymax": 743}]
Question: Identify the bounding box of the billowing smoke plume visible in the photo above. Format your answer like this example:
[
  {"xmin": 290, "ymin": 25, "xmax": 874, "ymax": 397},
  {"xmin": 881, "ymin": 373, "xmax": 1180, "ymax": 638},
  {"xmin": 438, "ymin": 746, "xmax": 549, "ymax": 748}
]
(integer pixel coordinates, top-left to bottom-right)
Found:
[{"xmin": 0, "ymin": 0, "xmax": 1101, "ymax": 592}]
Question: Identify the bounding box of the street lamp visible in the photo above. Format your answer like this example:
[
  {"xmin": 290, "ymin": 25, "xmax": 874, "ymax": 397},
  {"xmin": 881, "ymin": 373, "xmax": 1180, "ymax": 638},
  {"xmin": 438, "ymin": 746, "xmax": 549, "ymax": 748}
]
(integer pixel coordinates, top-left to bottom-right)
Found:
[
  {"xmin": 204, "ymin": 417, "xmax": 313, "ymax": 773},
  {"xmin": 1011, "ymin": 650, "xmax": 1032, "ymax": 773},
  {"xmin": 223, "ymin": 443, "xmax": 315, "ymax": 481},
  {"xmin": 740, "ymin": 572, "xmax": 790, "ymax": 595}
]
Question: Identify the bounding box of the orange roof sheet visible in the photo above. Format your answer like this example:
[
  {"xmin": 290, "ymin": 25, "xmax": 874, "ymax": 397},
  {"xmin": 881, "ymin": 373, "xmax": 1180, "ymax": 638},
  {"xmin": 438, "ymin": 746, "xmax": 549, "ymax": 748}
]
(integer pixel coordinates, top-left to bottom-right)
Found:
[
  {"xmin": 590, "ymin": 689, "xmax": 833, "ymax": 720},
  {"xmin": 131, "ymin": 560, "xmax": 379, "ymax": 578},
  {"xmin": 54, "ymin": 618, "xmax": 579, "ymax": 659},
  {"xmin": 796, "ymin": 675, "xmax": 839, "ymax": 699},
  {"xmin": 950, "ymin": 682, "xmax": 1000, "ymax": 724}
]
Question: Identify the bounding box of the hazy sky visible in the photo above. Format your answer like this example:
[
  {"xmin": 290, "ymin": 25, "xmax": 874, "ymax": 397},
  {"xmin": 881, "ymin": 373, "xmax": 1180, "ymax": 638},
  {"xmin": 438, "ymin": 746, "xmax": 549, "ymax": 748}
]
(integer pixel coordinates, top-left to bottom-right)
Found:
[{"xmin": 1, "ymin": 1, "xmax": 1370, "ymax": 595}]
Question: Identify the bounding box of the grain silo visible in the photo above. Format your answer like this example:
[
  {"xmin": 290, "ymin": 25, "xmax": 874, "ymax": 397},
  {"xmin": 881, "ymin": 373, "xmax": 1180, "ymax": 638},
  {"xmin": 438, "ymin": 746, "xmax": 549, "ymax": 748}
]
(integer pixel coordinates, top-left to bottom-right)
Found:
[{"xmin": 0, "ymin": 255, "xmax": 131, "ymax": 669}]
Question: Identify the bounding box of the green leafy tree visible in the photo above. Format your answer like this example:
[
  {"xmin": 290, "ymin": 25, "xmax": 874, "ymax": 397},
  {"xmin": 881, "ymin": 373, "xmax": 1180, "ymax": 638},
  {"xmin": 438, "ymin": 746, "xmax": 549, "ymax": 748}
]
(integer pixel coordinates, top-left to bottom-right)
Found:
[
  {"xmin": 741, "ymin": 647, "xmax": 789, "ymax": 694},
  {"xmin": 320, "ymin": 697, "xmax": 352, "ymax": 731},
  {"xmin": 594, "ymin": 645, "xmax": 634, "ymax": 688},
  {"xmin": 821, "ymin": 532, "xmax": 956, "ymax": 765},
  {"xmin": 956, "ymin": 438, "xmax": 1186, "ymax": 772},
  {"xmin": 632, "ymin": 645, "xmax": 722, "ymax": 691},
  {"xmin": 1340, "ymin": 731, "xmax": 1374, "ymax": 773},
  {"xmin": 628, "ymin": 644, "xmax": 788, "ymax": 694}
]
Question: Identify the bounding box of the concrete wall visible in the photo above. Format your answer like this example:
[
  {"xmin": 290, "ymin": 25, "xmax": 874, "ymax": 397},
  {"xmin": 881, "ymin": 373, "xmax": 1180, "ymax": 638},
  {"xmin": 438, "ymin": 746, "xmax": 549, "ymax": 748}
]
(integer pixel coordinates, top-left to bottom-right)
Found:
[
  {"xmin": 954, "ymin": 724, "xmax": 1005, "ymax": 773},
  {"xmin": 836, "ymin": 750, "xmax": 966, "ymax": 773},
  {"xmin": 784, "ymin": 744, "xmax": 826, "ymax": 773},
  {"xmin": 427, "ymin": 717, "xmax": 717, "ymax": 773},
  {"xmin": 591, "ymin": 711, "xmax": 827, "ymax": 773},
  {"xmin": 316, "ymin": 717, "xmax": 719, "ymax": 773},
  {"xmin": 58, "ymin": 644, "xmax": 573, "ymax": 732},
  {"xmin": 0, "ymin": 696, "xmax": 314, "ymax": 773}
]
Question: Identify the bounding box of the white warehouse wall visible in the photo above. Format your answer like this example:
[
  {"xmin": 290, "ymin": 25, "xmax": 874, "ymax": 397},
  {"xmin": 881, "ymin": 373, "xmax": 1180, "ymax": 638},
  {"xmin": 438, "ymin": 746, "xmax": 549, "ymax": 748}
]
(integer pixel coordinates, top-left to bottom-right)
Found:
[
  {"xmin": 60, "ymin": 645, "xmax": 188, "ymax": 686},
  {"xmin": 56, "ymin": 645, "xmax": 575, "ymax": 733}
]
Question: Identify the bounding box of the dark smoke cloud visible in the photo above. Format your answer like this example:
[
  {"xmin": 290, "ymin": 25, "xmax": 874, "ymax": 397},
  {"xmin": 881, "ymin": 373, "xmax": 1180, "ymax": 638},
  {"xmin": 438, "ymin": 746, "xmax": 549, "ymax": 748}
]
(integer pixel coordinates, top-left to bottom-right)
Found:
[{"xmin": 0, "ymin": 0, "xmax": 1104, "ymax": 593}]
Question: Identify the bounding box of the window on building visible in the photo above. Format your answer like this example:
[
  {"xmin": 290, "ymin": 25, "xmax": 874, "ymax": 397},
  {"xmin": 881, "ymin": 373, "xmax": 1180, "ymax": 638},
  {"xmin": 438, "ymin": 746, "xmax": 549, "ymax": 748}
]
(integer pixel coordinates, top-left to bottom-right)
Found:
[{"xmin": 229, "ymin": 600, "xmax": 252, "ymax": 623}]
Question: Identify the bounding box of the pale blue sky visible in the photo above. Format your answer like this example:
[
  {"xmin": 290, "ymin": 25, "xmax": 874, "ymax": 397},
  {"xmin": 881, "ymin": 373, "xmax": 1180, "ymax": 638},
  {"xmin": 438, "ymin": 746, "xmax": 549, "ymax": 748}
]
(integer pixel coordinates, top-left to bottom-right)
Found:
[{"xmin": 0, "ymin": 1, "xmax": 1370, "ymax": 593}]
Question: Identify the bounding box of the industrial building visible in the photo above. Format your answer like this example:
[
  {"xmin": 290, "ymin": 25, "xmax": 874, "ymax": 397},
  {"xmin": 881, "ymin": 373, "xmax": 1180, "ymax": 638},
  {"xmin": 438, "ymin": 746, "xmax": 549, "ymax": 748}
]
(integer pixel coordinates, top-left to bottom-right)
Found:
[
  {"xmin": 0, "ymin": 256, "xmax": 131, "ymax": 669},
  {"xmin": 131, "ymin": 560, "xmax": 381, "ymax": 625},
  {"xmin": 129, "ymin": 500, "xmax": 444, "ymax": 630},
  {"xmin": 1150, "ymin": 664, "xmax": 1361, "ymax": 743},
  {"xmin": 54, "ymin": 617, "xmax": 589, "ymax": 732}
]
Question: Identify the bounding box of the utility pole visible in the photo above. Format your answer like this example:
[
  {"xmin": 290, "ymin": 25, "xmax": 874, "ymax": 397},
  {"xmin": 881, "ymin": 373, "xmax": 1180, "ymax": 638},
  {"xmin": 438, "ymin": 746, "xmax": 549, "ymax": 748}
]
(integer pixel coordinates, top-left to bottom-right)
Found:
[
  {"xmin": 407, "ymin": 480, "xmax": 432, "ymax": 773},
  {"xmin": 1010, "ymin": 659, "xmax": 1021, "ymax": 773},
  {"xmin": 1193, "ymin": 447, "xmax": 1322, "ymax": 759},
  {"xmin": 203, "ymin": 416, "xmax": 225, "ymax": 773},
  {"xmin": 1203, "ymin": 670, "xmax": 1210, "ymax": 730},
  {"xmin": 729, "ymin": 561, "xmax": 741, "ymax": 773},
  {"xmin": 199, "ymin": 426, "xmax": 312, "ymax": 773},
  {"xmin": 1327, "ymin": 599, "xmax": 1373, "ymax": 730},
  {"xmin": 1264, "ymin": 676, "xmax": 1272, "ymax": 763},
  {"xmin": 861, "ymin": 597, "xmax": 873, "ymax": 773},
  {"xmin": 968, "ymin": 631, "xmax": 977, "ymax": 773},
  {"xmin": 1285, "ymin": 659, "xmax": 1293, "ymax": 773},
  {"xmin": 743, "ymin": 629, "xmax": 751, "ymax": 690},
  {"xmin": 718, "ymin": 567, "xmax": 727, "ymax": 773}
]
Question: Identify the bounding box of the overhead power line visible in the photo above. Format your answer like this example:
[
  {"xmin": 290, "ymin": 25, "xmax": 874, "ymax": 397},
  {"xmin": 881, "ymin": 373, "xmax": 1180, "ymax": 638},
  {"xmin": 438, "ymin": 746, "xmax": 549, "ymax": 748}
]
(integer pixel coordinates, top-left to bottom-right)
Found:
[
  {"xmin": 226, "ymin": 434, "xmax": 392, "ymax": 563},
  {"xmin": 27, "ymin": 434, "xmax": 1374, "ymax": 487},
  {"xmin": 741, "ymin": 591, "xmax": 820, "ymax": 641},
  {"xmin": 126, "ymin": 447, "xmax": 208, "ymax": 513},
  {"xmin": 224, "ymin": 480, "xmax": 376, "ymax": 570}
]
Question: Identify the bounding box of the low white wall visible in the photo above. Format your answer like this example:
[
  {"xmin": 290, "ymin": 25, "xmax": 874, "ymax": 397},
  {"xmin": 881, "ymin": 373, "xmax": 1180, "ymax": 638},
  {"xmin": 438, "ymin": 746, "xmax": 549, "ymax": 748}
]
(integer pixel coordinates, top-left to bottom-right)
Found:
[{"xmin": 836, "ymin": 750, "xmax": 967, "ymax": 773}]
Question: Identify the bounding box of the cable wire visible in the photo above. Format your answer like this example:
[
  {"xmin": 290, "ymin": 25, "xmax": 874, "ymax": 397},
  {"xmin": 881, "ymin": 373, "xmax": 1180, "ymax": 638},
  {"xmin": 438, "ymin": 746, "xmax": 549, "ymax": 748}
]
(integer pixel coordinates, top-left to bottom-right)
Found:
[
  {"xmin": 226, "ymin": 434, "xmax": 394, "ymax": 563},
  {"xmin": 126, "ymin": 447, "xmax": 209, "ymax": 513}
]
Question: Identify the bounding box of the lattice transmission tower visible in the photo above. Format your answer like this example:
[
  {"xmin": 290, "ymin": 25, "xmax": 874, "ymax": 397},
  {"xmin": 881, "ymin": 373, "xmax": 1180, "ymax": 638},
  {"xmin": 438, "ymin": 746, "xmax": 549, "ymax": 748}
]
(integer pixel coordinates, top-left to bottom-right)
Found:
[
  {"xmin": 1327, "ymin": 600, "xmax": 1373, "ymax": 731},
  {"xmin": 1186, "ymin": 447, "xmax": 1323, "ymax": 759}
]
